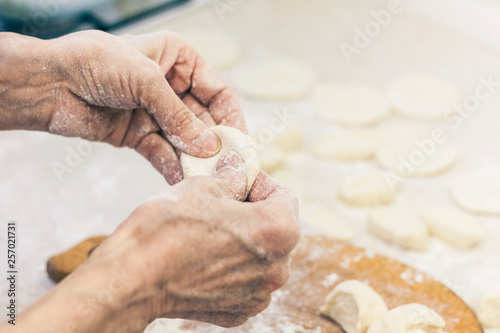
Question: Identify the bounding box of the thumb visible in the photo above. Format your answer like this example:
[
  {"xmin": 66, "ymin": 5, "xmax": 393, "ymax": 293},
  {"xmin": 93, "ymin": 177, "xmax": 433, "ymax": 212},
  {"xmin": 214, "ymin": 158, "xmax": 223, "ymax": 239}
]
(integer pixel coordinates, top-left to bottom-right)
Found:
[
  {"xmin": 211, "ymin": 151, "xmax": 248, "ymax": 201},
  {"xmin": 138, "ymin": 66, "xmax": 220, "ymax": 157}
]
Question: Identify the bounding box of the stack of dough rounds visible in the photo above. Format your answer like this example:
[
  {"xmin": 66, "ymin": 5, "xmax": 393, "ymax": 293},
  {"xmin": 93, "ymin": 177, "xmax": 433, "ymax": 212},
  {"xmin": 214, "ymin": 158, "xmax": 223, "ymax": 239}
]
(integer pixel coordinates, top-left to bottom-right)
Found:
[
  {"xmin": 449, "ymin": 168, "xmax": 500, "ymax": 215},
  {"xmin": 181, "ymin": 29, "xmax": 240, "ymax": 69},
  {"xmin": 234, "ymin": 58, "xmax": 316, "ymax": 100},
  {"xmin": 367, "ymin": 303, "xmax": 445, "ymax": 333},
  {"xmin": 339, "ymin": 173, "xmax": 398, "ymax": 206},
  {"xmin": 180, "ymin": 126, "xmax": 260, "ymax": 198},
  {"xmin": 313, "ymin": 83, "xmax": 390, "ymax": 126},
  {"xmin": 388, "ymin": 74, "xmax": 460, "ymax": 121},
  {"xmin": 367, "ymin": 207, "xmax": 429, "ymax": 251},
  {"xmin": 320, "ymin": 280, "xmax": 388, "ymax": 333},
  {"xmin": 417, "ymin": 206, "xmax": 484, "ymax": 249},
  {"xmin": 302, "ymin": 204, "xmax": 353, "ymax": 241}
]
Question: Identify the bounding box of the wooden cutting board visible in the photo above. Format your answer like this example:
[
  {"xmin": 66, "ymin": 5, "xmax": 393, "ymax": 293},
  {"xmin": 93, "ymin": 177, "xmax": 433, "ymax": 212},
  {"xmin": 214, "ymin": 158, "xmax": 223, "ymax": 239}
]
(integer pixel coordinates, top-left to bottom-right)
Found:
[{"xmin": 47, "ymin": 235, "xmax": 483, "ymax": 332}]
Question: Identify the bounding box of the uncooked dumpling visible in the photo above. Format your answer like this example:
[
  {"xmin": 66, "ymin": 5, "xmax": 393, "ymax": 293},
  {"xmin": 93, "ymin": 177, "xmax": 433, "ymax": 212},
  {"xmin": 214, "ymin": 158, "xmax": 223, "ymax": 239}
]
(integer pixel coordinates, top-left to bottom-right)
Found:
[
  {"xmin": 181, "ymin": 29, "xmax": 240, "ymax": 69},
  {"xmin": 367, "ymin": 303, "xmax": 445, "ymax": 333},
  {"xmin": 302, "ymin": 204, "xmax": 353, "ymax": 241},
  {"xmin": 367, "ymin": 207, "xmax": 429, "ymax": 251},
  {"xmin": 313, "ymin": 83, "xmax": 390, "ymax": 126},
  {"xmin": 388, "ymin": 74, "xmax": 460, "ymax": 121},
  {"xmin": 449, "ymin": 168, "xmax": 500, "ymax": 215},
  {"xmin": 339, "ymin": 173, "xmax": 399, "ymax": 206},
  {"xmin": 180, "ymin": 125, "xmax": 260, "ymax": 197},
  {"xmin": 320, "ymin": 280, "xmax": 388, "ymax": 333},
  {"xmin": 417, "ymin": 205, "xmax": 484, "ymax": 249},
  {"xmin": 234, "ymin": 58, "xmax": 316, "ymax": 100}
]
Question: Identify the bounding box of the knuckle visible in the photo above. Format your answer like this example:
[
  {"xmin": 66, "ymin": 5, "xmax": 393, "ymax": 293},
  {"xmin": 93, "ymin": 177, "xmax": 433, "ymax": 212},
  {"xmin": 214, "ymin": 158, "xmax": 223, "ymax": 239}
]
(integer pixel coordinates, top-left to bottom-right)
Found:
[{"xmin": 254, "ymin": 207, "xmax": 300, "ymax": 256}]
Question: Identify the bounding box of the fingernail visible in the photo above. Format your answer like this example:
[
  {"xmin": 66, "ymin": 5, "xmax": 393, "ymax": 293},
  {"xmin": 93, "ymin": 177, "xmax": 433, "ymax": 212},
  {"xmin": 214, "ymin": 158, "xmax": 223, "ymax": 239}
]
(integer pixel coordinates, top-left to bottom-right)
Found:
[
  {"xmin": 193, "ymin": 130, "xmax": 220, "ymax": 154},
  {"xmin": 215, "ymin": 151, "xmax": 243, "ymax": 172}
]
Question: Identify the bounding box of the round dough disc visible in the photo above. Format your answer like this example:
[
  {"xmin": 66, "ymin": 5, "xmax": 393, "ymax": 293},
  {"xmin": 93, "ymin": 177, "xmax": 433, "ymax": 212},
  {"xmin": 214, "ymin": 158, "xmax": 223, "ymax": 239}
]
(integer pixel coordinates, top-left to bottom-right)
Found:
[
  {"xmin": 234, "ymin": 58, "xmax": 316, "ymax": 100},
  {"xmin": 339, "ymin": 173, "xmax": 399, "ymax": 206},
  {"xmin": 449, "ymin": 168, "xmax": 500, "ymax": 215},
  {"xmin": 314, "ymin": 131, "xmax": 379, "ymax": 160},
  {"xmin": 388, "ymin": 74, "xmax": 460, "ymax": 121},
  {"xmin": 181, "ymin": 29, "xmax": 240, "ymax": 69},
  {"xmin": 313, "ymin": 84, "xmax": 390, "ymax": 126},
  {"xmin": 180, "ymin": 126, "xmax": 260, "ymax": 197}
]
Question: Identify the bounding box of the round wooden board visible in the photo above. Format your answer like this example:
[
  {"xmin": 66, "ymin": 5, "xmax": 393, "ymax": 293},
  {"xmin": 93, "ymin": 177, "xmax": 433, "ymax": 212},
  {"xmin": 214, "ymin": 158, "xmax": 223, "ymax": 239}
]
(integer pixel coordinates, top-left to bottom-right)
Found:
[{"xmin": 173, "ymin": 235, "xmax": 482, "ymax": 332}]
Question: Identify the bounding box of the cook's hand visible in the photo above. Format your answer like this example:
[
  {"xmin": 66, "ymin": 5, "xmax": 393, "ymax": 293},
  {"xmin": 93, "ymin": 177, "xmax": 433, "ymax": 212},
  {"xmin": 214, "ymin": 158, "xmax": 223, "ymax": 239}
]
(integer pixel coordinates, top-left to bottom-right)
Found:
[
  {"xmin": 0, "ymin": 30, "xmax": 246, "ymax": 184},
  {"xmin": 13, "ymin": 152, "xmax": 300, "ymax": 333}
]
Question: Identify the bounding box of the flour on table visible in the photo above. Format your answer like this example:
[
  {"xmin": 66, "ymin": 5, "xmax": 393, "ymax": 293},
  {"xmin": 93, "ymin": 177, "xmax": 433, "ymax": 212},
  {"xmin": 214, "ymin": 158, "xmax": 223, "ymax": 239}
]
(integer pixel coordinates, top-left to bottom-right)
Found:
[
  {"xmin": 181, "ymin": 29, "xmax": 240, "ymax": 69},
  {"xmin": 339, "ymin": 173, "xmax": 399, "ymax": 206},
  {"xmin": 367, "ymin": 207, "xmax": 429, "ymax": 251},
  {"xmin": 313, "ymin": 83, "xmax": 390, "ymax": 126},
  {"xmin": 388, "ymin": 74, "xmax": 460, "ymax": 121},
  {"xmin": 180, "ymin": 125, "xmax": 260, "ymax": 197},
  {"xmin": 449, "ymin": 168, "xmax": 500, "ymax": 215},
  {"xmin": 417, "ymin": 205, "xmax": 484, "ymax": 249},
  {"xmin": 234, "ymin": 58, "xmax": 316, "ymax": 100},
  {"xmin": 144, "ymin": 319, "xmax": 194, "ymax": 332},
  {"xmin": 320, "ymin": 280, "xmax": 388, "ymax": 333},
  {"xmin": 367, "ymin": 303, "xmax": 445, "ymax": 333},
  {"xmin": 302, "ymin": 203, "xmax": 353, "ymax": 241}
]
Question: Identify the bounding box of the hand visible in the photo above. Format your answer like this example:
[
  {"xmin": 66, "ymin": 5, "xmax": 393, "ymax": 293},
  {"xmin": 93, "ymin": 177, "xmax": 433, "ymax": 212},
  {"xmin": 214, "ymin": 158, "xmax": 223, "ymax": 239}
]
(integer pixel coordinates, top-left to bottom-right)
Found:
[
  {"xmin": 13, "ymin": 152, "xmax": 300, "ymax": 333},
  {"xmin": 0, "ymin": 30, "xmax": 246, "ymax": 184}
]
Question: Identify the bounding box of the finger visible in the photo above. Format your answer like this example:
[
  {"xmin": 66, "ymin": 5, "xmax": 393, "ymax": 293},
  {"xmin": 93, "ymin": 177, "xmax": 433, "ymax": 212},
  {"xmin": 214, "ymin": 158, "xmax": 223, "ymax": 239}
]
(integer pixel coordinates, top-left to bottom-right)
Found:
[
  {"xmin": 121, "ymin": 109, "xmax": 160, "ymax": 148},
  {"xmin": 135, "ymin": 133, "xmax": 183, "ymax": 185},
  {"xmin": 137, "ymin": 66, "xmax": 220, "ymax": 157},
  {"xmin": 210, "ymin": 151, "xmax": 248, "ymax": 201},
  {"xmin": 182, "ymin": 93, "xmax": 216, "ymax": 127}
]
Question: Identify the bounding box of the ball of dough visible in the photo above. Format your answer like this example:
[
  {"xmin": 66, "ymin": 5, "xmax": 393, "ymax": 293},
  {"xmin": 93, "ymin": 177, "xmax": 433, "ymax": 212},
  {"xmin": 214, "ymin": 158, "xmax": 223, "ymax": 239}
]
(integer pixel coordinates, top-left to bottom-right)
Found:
[
  {"xmin": 339, "ymin": 173, "xmax": 399, "ymax": 206},
  {"xmin": 320, "ymin": 280, "xmax": 388, "ymax": 333},
  {"xmin": 180, "ymin": 126, "xmax": 260, "ymax": 197},
  {"xmin": 417, "ymin": 206, "xmax": 484, "ymax": 249},
  {"xmin": 388, "ymin": 74, "xmax": 460, "ymax": 121},
  {"xmin": 181, "ymin": 29, "xmax": 240, "ymax": 69},
  {"xmin": 449, "ymin": 168, "xmax": 500, "ymax": 215},
  {"xmin": 234, "ymin": 58, "xmax": 316, "ymax": 100},
  {"xmin": 314, "ymin": 131, "xmax": 379, "ymax": 161},
  {"xmin": 302, "ymin": 204, "xmax": 353, "ymax": 241},
  {"xmin": 368, "ymin": 207, "xmax": 429, "ymax": 251},
  {"xmin": 475, "ymin": 283, "xmax": 500, "ymax": 329},
  {"xmin": 313, "ymin": 83, "xmax": 390, "ymax": 126},
  {"xmin": 367, "ymin": 303, "xmax": 445, "ymax": 333}
]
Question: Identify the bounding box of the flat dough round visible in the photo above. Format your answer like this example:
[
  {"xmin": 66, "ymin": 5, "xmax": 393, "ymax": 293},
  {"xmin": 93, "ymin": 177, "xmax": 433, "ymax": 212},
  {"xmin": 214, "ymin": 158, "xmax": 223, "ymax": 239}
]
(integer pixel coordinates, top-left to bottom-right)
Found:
[
  {"xmin": 181, "ymin": 29, "xmax": 240, "ymax": 69},
  {"xmin": 234, "ymin": 58, "xmax": 316, "ymax": 100},
  {"xmin": 272, "ymin": 121, "xmax": 304, "ymax": 152},
  {"xmin": 302, "ymin": 204, "xmax": 353, "ymax": 241},
  {"xmin": 320, "ymin": 280, "xmax": 388, "ymax": 333},
  {"xmin": 313, "ymin": 84, "xmax": 390, "ymax": 126},
  {"xmin": 314, "ymin": 131, "xmax": 379, "ymax": 160},
  {"xmin": 180, "ymin": 126, "xmax": 260, "ymax": 197},
  {"xmin": 417, "ymin": 205, "xmax": 484, "ymax": 249},
  {"xmin": 368, "ymin": 207, "xmax": 429, "ymax": 251},
  {"xmin": 388, "ymin": 74, "xmax": 460, "ymax": 121},
  {"xmin": 367, "ymin": 303, "xmax": 445, "ymax": 333},
  {"xmin": 258, "ymin": 145, "xmax": 285, "ymax": 174},
  {"xmin": 476, "ymin": 283, "xmax": 500, "ymax": 329},
  {"xmin": 339, "ymin": 173, "xmax": 399, "ymax": 206},
  {"xmin": 449, "ymin": 168, "xmax": 500, "ymax": 215}
]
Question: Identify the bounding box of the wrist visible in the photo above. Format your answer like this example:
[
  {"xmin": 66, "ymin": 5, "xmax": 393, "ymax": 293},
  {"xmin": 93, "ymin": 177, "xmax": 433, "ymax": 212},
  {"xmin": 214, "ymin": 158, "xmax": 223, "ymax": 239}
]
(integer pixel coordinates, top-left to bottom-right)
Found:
[{"xmin": 0, "ymin": 32, "xmax": 70, "ymax": 131}]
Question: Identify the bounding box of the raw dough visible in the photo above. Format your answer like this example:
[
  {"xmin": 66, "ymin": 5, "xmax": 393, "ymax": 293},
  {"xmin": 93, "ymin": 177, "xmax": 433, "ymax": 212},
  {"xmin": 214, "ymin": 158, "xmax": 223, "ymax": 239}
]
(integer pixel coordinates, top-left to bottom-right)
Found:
[
  {"xmin": 475, "ymin": 283, "xmax": 500, "ymax": 329},
  {"xmin": 449, "ymin": 168, "xmax": 500, "ymax": 215},
  {"xmin": 320, "ymin": 280, "xmax": 388, "ymax": 333},
  {"xmin": 368, "ymin": 207, "xmax": 429, "ymax": 251},
  {"xmin": 181, "ymin": 29, "xmax": 240, "ymax": 69},
  {"xmin": 258, "ymin": 145, "xmax": 285, "ymax": 174},
  {"xmin": 339, "ymin": 173, "xmax": 398, "ymax": 206},
  {"xmin": 234, "ymin": 58, "xmax": 316, "ymax": 100},
  {"xmin": 302, "ymin": 204, "xmax": 353, "ymax": 241},
  {"xmin": 367, "ymin": 303, "xmax": 445, "ymax": 333},
  {"xmin": 180, "ymin": 125, "xmax": 260, "ymax": 197},
  {"xmin": 417, "ymin": 206, "xmax": 484, "ymax": 249},
  {"xmin": 313, "ymin": 83, "xmax": 390, "ymax": 126},
  {"xmin": 272, "ymin": 121, "xmax": 304, "ymax": 152},
  {"xmin": 388, "ymin": 74, "xmax": 460, "ymax": 121},
  {"xmin": 314, "ymin": 131, "xmax": 379, "ymax": 160}
]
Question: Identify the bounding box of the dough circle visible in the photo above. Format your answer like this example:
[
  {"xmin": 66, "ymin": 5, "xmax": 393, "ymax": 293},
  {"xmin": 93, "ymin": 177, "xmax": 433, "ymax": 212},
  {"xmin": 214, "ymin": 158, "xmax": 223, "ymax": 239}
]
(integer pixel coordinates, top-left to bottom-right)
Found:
[
  {"xmin": 388, "ymin": 74, "xmax": 460, "ymax": 121},
  {"xmin": 181, "ymin": 29, "xmax": 240, "ymax": 69},
  {"xmin": 449, "ymin": 168, "xmax": 500, "ymax": 215},
  {"xmin": 339, "ymin": 173, "xmax": 398, "ymax": 206},
  {"xmin": 302, "ymin": 204, "xmax": 353, "ymax": 241},
  {"xmin": 313, "ymin": 84, "xmax": 390, "ymax": 126},
  {"xmin": 234, "ymin": 58, "xmax": 316, "ymax": 100},
  {"xmin": 314, "ymin": 131, "xmax": 378, "ymax": 160},
  {"xmin": 180, "ymin": 126, "xmax": 260, "ymax": 197}
]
